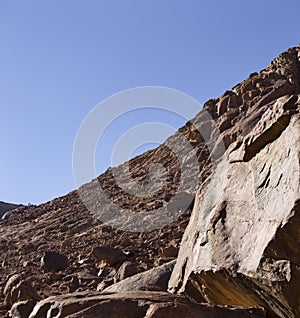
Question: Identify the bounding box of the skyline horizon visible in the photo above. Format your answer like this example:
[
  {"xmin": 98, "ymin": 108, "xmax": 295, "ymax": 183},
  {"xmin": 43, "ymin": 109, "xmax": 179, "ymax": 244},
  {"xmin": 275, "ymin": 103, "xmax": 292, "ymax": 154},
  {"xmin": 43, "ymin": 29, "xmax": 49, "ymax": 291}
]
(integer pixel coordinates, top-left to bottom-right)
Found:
[{"xmin": 1, "ymin": 1, "xmax": 299, "ymax": 205}]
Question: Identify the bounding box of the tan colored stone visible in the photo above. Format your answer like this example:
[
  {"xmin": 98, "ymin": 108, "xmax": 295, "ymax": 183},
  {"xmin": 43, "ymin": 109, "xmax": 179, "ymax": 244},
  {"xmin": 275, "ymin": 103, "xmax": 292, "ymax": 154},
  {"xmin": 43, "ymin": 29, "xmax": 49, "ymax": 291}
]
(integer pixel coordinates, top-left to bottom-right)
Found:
[
  {"xmin": 159, "ymin": 245, "xmax": 178, "ymax": 259},
  {"xmin": 169, "ymin": 96, "xmax": 300, "ymax": 317},
  {"xmin": 103, "ymin": 260, "xmax": 176, "ymax": 293}
]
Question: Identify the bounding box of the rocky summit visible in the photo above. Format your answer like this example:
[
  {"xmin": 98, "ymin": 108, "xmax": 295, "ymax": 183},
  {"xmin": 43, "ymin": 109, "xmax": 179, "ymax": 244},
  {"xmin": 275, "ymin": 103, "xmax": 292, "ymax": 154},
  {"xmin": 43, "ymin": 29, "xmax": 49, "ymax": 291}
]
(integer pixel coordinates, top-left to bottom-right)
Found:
[{"xmin": 0, "ymin": 45, "xmax": 300, "ymax": 318}]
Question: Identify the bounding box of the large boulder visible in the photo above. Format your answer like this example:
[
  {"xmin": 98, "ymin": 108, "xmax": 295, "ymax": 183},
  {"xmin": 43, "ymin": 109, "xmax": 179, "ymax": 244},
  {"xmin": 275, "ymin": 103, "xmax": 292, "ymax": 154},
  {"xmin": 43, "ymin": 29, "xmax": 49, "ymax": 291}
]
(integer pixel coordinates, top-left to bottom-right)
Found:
[
  {"xmin": 28, "ymin": 290, "xmax": 265, "ymax": 318},
  {"xmin": 169, "ymin": 50, "xmax": 300, "ymax": 318},
  {"xmin": 103, "ymin": 260, "xmax": 176, "ymax": 293},
  {"xmin": 41, "ymin": 251, "xmax": 69, "ymax": 272}
]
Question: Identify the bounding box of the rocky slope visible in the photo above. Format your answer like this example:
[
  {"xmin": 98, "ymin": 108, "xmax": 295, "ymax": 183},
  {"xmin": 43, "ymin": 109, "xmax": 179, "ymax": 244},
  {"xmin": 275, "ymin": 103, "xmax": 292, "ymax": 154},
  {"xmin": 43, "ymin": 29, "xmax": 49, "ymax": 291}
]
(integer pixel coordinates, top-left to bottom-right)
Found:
[
  {"xmin": 1, "ymin": 45, "xmax": 299, "ymax": 317},
  {"xmin": 0, "ymin": 202, "xmax": 22, "ymax": 219}
]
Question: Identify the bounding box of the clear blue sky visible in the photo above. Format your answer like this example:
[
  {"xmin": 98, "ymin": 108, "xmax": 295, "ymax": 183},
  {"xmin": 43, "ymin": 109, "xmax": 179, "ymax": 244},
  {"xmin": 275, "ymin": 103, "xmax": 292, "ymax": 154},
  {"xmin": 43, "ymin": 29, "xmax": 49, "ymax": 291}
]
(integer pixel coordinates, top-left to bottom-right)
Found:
[{"xmin": 0, "ymin": 0, "xmax": 299, "ymax": 205}]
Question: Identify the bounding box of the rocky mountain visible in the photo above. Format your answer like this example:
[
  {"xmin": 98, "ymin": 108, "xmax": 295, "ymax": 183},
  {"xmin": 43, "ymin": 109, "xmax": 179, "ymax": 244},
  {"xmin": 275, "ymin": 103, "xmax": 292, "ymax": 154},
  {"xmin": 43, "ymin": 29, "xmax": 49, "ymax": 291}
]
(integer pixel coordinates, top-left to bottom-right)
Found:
[
  {"xmin": 0, "ymin": 202, "xmax": 22, "ymax": 219},
  {"xmin": 169, "ymin": 46, "xmax": 300, "ymax": 317},
  {"xmin": 0, "ymin": 45, "xmax": 299, "ymax": 317}
]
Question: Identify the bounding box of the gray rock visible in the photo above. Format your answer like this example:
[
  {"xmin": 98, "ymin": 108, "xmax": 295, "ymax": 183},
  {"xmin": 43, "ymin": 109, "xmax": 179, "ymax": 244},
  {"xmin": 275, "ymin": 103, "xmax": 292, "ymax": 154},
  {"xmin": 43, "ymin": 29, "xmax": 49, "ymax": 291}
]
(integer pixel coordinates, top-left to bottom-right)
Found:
[
  {"xmin": 166, "ymin": 192, "xmax": 194, "ymax": 214},
  {"xmin": 91, "ymin": 246, "xmax": 126, "ymax": 266}
]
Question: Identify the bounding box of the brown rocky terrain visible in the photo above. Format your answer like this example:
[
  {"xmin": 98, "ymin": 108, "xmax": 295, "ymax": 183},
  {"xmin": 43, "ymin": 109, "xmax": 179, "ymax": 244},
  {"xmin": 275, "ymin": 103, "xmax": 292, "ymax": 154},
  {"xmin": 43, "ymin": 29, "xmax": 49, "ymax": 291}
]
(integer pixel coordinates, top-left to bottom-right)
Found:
[
  {"xmin": 0, "ymin": 45, "xmax": 299, "ymax": 317},
  {"xmin": 0, "ymin": 202, "xmax": 22, "ymax": 219}
]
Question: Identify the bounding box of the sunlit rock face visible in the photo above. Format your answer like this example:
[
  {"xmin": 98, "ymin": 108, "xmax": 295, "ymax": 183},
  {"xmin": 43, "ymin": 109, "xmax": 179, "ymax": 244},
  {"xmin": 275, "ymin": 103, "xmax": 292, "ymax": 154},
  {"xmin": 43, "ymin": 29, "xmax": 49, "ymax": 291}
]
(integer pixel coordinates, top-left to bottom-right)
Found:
[{"xmin": 169, "ymin": 46, "xmax": 300, "ymax": 318}]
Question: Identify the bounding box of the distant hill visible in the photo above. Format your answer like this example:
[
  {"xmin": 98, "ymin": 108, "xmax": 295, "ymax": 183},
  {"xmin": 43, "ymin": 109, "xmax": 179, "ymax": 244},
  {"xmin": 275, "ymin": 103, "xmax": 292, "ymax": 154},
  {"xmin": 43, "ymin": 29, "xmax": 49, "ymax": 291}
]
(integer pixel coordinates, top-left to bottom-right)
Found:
[{"xmin": 0, "ymin": 201, "xmax": 22, "ymax": 218}]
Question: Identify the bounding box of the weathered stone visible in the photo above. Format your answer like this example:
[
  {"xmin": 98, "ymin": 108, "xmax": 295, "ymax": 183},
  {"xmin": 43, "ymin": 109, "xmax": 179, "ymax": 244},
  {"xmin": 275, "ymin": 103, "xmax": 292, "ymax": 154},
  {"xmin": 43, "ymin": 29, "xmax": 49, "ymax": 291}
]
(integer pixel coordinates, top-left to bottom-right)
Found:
[
  {"xmin": 159, "ymin": 245, "xmax": 178, "ymax": 259},
  {"xmin": 96, "ymin": 278, "xmax": 114, "ymax": 292},
  {"xmin": 49, "ymin": 272, "xmax": 64, "ymax": 283},
  {"xmin": 114, "ymin": 261, "xmax": 140, "ymax": 283},
  {"xmin": 10, "ymin": 300, "xmax": 36, "ymax": 318},
  {"xmin": 98, "ymin": 266, "xmax": 117, "ymax": 279},
  {"xmin": 29, "ymin": 291, "xmax": 265, "ymax": 318},
  {"xmin": 1, "ymin": 44, "xmax": 300, "ymax": 318},
  {"xmin": 91, "ymin": 246, "xmax": 126, "ymax": 266},
  {"xmin": 41, "ymin": 251, "xmax": 68, "ymax": 272},
  {"xmin": 4, "ymin": 275, "xmax": 40, "ymax": 309},
  {"xmin": 166, "ymin": 192, "xmax": 194, "ymax": 214},
  {"xmin": 169, "ymin": 93, "xmax": 300, "ymax": 316},
  {"xmin": 104, "ymin": 260, "xmax": 176, "ymax": 293},
  {"xmin": 143, "ymin": 302, "xmax": 265, "ymax": 318},
  {"xmin": 255, "ymin": 79, "xmax": 294, "ymax": 108},
  {"xmin": 217, "ymin": 90, "xmax": 239, "ymax": 115},
  {"xmin": 77, "ymin": 272, "xmax": 100, "ymax": 285}
]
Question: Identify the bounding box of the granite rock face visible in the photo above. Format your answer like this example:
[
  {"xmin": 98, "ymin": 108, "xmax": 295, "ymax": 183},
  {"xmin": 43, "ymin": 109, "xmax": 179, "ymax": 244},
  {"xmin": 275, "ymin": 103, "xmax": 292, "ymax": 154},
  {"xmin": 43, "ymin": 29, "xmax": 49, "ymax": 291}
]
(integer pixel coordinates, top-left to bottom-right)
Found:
[{"xmin": 169, "ymin": 46, "xmax": 300, "ymax": 317}]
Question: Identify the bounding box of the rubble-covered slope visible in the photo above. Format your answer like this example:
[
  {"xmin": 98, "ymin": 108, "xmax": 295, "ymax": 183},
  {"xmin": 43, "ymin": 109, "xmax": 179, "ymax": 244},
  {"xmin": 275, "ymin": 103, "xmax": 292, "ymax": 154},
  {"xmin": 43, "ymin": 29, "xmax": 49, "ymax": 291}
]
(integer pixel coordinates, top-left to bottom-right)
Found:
[
  {"xmin": 0, "ymin": 45, "xmax": 299, "ymax": 317},
  {"xmin": 0, "ymin": 202, "xmax": 22, "ymax": 219}
]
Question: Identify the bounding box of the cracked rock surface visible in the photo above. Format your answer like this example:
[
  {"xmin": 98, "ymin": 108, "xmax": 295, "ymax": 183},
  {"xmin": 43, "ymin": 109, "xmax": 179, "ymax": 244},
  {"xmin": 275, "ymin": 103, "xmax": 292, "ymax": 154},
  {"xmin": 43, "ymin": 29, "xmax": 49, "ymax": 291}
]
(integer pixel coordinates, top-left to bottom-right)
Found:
[{"xmin": 169, "ymin": 46, "xmax": 300, "ymax": 318}]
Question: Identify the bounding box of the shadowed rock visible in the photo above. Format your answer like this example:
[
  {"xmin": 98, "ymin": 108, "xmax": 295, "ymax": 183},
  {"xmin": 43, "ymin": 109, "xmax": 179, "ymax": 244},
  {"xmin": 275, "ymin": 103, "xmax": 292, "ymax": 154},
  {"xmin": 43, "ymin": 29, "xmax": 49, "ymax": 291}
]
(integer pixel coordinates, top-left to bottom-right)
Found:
[
  {"xmin": 41, "ymin": 251, "xmax": 69, "ymax": 272},
  {"xmin": 28, "ymin": 291, "xmax": 265, "ymax": 318}
]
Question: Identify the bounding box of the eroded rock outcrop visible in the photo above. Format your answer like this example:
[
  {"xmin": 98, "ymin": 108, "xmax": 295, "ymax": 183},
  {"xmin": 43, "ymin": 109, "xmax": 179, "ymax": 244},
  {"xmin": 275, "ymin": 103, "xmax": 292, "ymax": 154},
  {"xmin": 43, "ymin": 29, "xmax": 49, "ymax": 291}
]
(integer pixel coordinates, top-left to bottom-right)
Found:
[
  {"xmin": 169, "ymin": 46, "xmax": 300, "ymax": 318},
  {"xmin": 28, "ymin": 291, "xmax": 265, "ymax": 318}
]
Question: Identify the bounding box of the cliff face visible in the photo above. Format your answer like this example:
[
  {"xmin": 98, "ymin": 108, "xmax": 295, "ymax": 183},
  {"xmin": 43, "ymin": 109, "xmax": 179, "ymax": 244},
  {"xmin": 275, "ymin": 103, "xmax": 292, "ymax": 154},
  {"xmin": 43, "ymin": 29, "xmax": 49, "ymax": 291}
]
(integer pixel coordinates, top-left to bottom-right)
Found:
[
  {"xmin": 0, "ymin": 46, "xmax": 299, "ymax": 317},
  {"xmin": 169, "ymin": 46, "xmax": 300, "ymax": 318}
]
